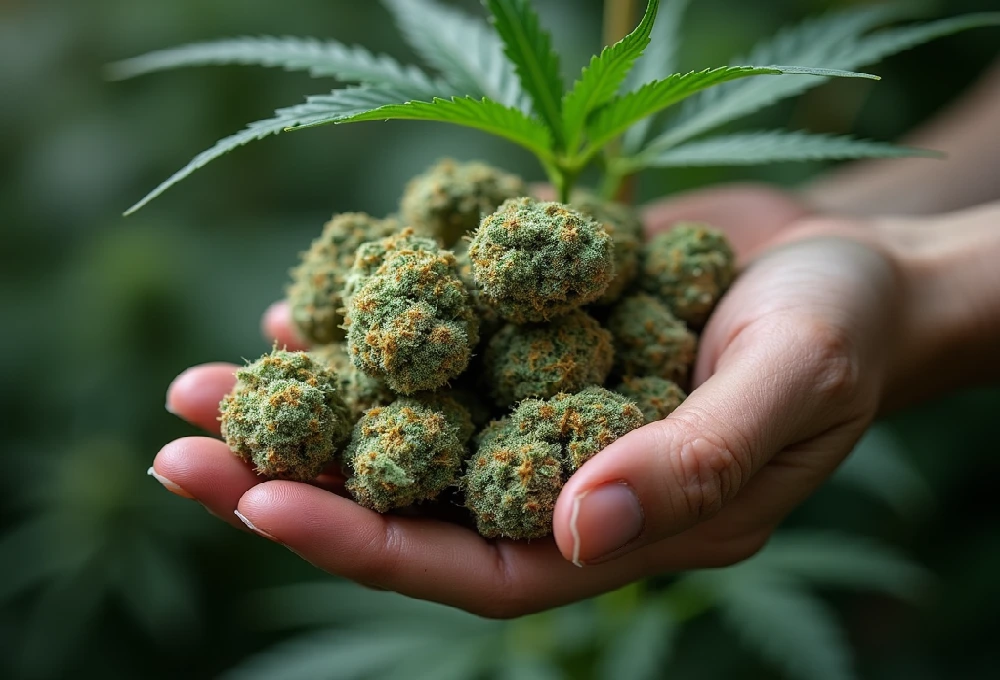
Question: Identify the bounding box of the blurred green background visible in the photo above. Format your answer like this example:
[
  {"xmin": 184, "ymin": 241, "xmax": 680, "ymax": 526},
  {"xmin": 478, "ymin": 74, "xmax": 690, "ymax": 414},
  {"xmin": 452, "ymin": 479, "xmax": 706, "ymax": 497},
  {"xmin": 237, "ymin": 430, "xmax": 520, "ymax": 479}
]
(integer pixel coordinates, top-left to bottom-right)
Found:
[{"xmin": 2, "ymin": 0, "xmax": 999, "ymax": 678}]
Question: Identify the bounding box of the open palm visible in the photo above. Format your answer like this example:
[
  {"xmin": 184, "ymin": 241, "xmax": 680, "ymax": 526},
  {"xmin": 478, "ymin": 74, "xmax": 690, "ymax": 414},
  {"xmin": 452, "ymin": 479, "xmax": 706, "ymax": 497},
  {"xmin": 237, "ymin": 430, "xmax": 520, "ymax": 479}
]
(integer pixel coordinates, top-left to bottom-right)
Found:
[{"xmin": 154, "ymin": 185, "xmax": 901, "ymax": 617}]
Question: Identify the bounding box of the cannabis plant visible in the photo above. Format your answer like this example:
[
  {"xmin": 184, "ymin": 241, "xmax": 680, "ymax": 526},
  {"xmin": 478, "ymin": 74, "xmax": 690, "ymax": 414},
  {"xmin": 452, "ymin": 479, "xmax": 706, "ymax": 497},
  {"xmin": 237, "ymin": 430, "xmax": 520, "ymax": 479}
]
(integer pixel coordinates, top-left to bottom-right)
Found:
[{"xmin": 110, "ymin": 0, "xmax": 1000, "ymax": 213}]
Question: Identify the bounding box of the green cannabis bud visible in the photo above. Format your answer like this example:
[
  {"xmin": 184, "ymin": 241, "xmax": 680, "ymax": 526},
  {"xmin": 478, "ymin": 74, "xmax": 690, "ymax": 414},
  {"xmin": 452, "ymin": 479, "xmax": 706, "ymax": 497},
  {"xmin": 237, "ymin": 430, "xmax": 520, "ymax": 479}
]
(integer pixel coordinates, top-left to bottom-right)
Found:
[
  {"xmin": 469, "ymin": 197, "xmax": 615, "ymax": 323},
  {"xmin": 483, "ymin": 309, "xmax": 614, "ymax": 407},
  {"xmin": 509, "ymin": 386, "xmax": 645, "ymax": 472},
  {"xmin": 287, "ymin": 212, "xmax": 399, "ymax": 344},
  {"xmin": 570, "ymin": 193, "xmax": 643, "ymax": 305},
  {"xmin": 342, "ymin": 228, "xmax": 441, "ymax": 301},
  {"xmin": 462, "ymin": 438, "xmax": 564, "ymax": 540},
  {"xmin": 219, "ymin": 348, "xmax": 353, "ymax": 481},
  {"xmin": 401, "ymin": 158, "xmax": 526, "ymax": 247},
  {"xmin": 310, "ymin": 343, "xmax": 394, "ymax": 419},
  {"xmin": 606, "ymin": 293, "xmax": 697, "ymax": 385},
  {"xmin": 640, "ymin": 222, "xmax": 736, "ymax": 328},
  {"xmin": 463, "ymin": 386, "xmax": 644, "ymax": 539},
  {"xmin": 614, "ymin": 376, "xmax": 687, "ymax": 423},
  {"xmin": 344, "ymin": 397, "xmax": 468, "ymax": 512},
  {"xmin": 344, "ymin": 229, "xmax": 480, "ymax": 394}
]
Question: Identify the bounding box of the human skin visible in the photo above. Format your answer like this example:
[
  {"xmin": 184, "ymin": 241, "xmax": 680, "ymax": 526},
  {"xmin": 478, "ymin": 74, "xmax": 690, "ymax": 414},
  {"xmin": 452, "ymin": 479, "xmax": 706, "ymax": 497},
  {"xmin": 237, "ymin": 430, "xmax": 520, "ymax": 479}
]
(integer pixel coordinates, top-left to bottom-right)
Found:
[{"xmin": 151, "ymin": 63, "xmax": 1000, "ymax": 618}]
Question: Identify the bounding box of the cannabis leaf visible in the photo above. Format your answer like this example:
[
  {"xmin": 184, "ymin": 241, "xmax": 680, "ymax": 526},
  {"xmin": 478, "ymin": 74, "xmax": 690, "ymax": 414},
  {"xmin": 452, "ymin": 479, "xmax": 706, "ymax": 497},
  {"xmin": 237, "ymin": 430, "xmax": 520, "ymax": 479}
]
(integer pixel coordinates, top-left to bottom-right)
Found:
[
  {"xmin": 832, "ymin": 426, "xmax": 935, "ymax": 516},
  {"xmin": 585, "ymin": 66, "xmax": 877, "ymax": 156},
  {"xmin": 645, "ymin": 10, "xmax": 1000, "ymax": 153},
  {"xmin": 125, "ymin": 86, "xmax": 413, "ymax": 215},
  {"xmin": 107, "ymin": 36, "xmax": 445, "ymax": 99},
  {"xmin": 485, "ymin": 0, "xmax": 565, "ymax": 147},
  {"xmin": 621, "ymin": 0, "xmax": 691, "ymax": 153},
  {"xmin": 382, "ymin": 0, "xmax": 525, "ymax": 109},
  {"xmin": 561, "ymin": 0, "xmax": 660, "ymax": 149},
  {"xmin": 328, "ymin": 96, "xmax": 555, "ymax": 161},
  {"xmin": 621, "ymin": 130, "xmax": 938, "ymax": 170},
  {"xmin": 717, "ymin": 575, "xmax": 854, "ymax": 680}
]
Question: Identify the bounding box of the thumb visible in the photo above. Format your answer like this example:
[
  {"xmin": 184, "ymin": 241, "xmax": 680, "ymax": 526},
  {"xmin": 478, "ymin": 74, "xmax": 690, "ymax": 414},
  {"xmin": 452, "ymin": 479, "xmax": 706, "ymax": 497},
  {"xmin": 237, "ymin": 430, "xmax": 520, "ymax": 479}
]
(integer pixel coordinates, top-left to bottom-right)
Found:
[{"xmin": 552, "ymin": 319, "xmax": 861, "ymax": 566}]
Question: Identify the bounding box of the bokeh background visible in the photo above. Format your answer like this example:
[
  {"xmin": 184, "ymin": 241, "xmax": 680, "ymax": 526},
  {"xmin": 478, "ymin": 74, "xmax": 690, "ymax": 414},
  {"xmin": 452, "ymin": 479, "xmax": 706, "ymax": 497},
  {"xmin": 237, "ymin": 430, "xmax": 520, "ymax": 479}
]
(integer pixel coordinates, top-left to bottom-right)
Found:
[{"xmin": 2, "ymin": 0, "xmax": 999, "ymax": 678}]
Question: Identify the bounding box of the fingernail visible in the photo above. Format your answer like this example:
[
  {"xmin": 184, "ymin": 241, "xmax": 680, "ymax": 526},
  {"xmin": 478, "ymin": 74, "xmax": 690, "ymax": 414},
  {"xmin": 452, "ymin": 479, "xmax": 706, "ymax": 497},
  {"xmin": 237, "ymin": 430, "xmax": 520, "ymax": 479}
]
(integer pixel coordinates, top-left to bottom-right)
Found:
[
  {"xmin": 165, "ymin": 399, "xmax": 176, "ymax": 415},
  {"xmin": 147, "ymin": 466, "xmax": 194, "ymax": 499},
  {"xmin": 165, "ymin": 369, "xmax": 191, "ymax": 415},
  {"xmin": 568, "ymin": 482, "xmax": 643, "ymax": 567},
  {"xmin": 235, "ymin": 509, "xmax": 278, "ymax": 541}
]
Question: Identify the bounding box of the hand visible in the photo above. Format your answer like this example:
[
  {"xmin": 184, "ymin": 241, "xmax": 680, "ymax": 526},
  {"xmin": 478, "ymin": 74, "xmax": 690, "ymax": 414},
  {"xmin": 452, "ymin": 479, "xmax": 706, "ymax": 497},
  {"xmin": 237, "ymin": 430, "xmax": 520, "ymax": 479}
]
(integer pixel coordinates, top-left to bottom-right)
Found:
[{"xmin": 152, "ymin": 185, "xmax": 921, "ymax": 618}]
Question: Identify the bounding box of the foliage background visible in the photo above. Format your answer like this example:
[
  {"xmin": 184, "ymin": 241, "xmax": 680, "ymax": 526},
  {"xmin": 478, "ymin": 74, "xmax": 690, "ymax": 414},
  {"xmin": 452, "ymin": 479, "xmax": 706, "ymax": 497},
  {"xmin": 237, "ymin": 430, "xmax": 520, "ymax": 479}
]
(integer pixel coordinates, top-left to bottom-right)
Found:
[{"xmin": 1, "ymin": 0, "xmax": 998, "ymax": 678}]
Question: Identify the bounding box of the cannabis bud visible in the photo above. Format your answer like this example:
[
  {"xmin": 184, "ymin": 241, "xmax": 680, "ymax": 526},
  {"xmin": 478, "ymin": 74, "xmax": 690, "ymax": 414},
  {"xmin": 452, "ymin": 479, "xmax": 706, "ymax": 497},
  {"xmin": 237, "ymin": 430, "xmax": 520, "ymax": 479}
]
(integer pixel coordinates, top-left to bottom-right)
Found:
[
  {"xmin": 570, "ymin": 192, "xmax": 644, "ymax": 305},
  {"xmin": 607, "ymin": 293, "xmax": 697, "ymax": 385},
  {"xmin": 400, "ymin": 158, "xmax": 526, "ymax": 247},
  {"xmin": 219, "ymin": 348, "xmax": 353, "ymax": 481},
  {"xmin": 344, "ymin": 229, "xmax": 480, "ymax": 394},
  {"xmin": 614, "ymin": 376, "xmax": 687, "ymax": 423},
  {"xmin": 344, "ymin": 397, "xmax": 470, "ymax": 512},
  {"xmin": 640, "ymin": 222, "xmax": 736, "ymax": 328},
  {"xmin": 309, "ymin": 343, "xmax": 395, "ymax": 419},
  {"xmin": 463, "ymin": 386, "xmax": 644, "ymax": 539},
  {"xmin": 483, "ymin": 309, "xmax": 613, "ymax": 407},
  {"xmin": 469, "ymin": 197, "xmax": 615, "ymax": 323},
  {"xmin": 287, "ymin": 212, "xmax": 399, "ymax": 344}
]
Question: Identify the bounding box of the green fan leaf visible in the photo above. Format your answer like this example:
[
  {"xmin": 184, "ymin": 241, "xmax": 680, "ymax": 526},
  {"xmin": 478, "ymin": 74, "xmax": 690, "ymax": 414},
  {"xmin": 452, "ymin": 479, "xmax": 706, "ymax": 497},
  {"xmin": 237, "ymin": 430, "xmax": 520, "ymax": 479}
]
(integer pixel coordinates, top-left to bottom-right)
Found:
[
  {"xmin": 328, "ymin": 96, "xmax": 555, "ymax": 161},
  {"xmin": 833, "ymin": 426, "xmax": 935, "ymax": 517},
  {"xmin": 107, "ymin": 36, "xmax": 444, "ymax": 98},
  {"xmin": 382, "ymin": 0, "xmax": 525, "ymax": 109},
  {"xmin": 748, "ymin": 531, "xmax": 932, "ymax": 603},
  {"xmin": 586, "ymin": 65, "xmax": 876, "ymax": 156},
  {"xmin": 220, "ymin": 630, "xmax": 433, "ymax": 680},
  {"xmin": 485, "ymin": 0, "xmax": 565, "ymax": 146},
  {"xmin": 598, "ymin": 603, "xmax": 677, "ymax": 680},
  {"xmin": 715, "ymin": 576, "xmax": 854, "ymax": 680},
  {"xmin": 124, "ymin": 86, "xmax": 413, "ymax": 215},
  {"xmin": 561, "ymin": 0, "xmax": 660, "ymax": 149},
  {"xmin": 621, "ymin": 0, "xmax": 691, "ymax": 153},
  {"xmin": 622, "ymin": 130, "xmax": 939, "ymax": 171},
  {"xmin": 648, "ymin": 9, "xmax": 1000, "ymax": 152}
]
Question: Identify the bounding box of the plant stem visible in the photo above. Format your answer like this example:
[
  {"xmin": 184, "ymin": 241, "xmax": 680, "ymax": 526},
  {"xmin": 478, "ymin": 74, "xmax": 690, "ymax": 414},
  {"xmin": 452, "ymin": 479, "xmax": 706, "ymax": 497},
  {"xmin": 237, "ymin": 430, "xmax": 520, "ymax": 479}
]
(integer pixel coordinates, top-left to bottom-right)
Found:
[{"xmin": 601, "ymin": 0, "xmax": 639, "ymax": 204}]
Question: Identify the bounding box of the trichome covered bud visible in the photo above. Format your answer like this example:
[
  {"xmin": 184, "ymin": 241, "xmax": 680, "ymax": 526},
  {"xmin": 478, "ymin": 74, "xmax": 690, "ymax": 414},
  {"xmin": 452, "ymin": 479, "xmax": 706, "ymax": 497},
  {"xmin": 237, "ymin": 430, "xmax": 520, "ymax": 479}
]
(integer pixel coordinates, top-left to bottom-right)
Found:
[
  {"xmin": 463, "ymin": 387, "xmax": 644, "ymax": 539},
  {"xmin": 463, "ymin": 438, "xmax": 564, "ymax": 539},
  {"xmin": 400, "ymin": 158, "xmax": 526, "ymax": 247},
  {"xmin": 484, "ymin": 309, "xmax": 614, "ymax": 407},
  {"xmin": 469, "ymin": 197, "xmax": 615, "ymax": 323},
  {"xmin": 219, "ymin": 348, "xmax": 352, "ymax": 481},
  {"xmin": 640, "ymin": 222, "xmax": 736, "ymax": 327},
  {"xmin": 287, "ymin": 212, "xmax": 399, "ymax": 344},
  {"xmin": 344, "ymin": 229, "xmax": 479, "ymax": 394},
  {"xmin": 509, "ymin": 386, "xmax": 645, "ymax": 472},
  {"xmin": 606, "ymin": 293, "xmax": 697, "ymax": 385},
  {"xmin": 570, "ymin": 193, "xmax": 643, "ymax": 305},
  {"xmin": 614, "ymin": 376, "xmax": 686, "ymax": 423},
  {"xmin": 344, "ymin": 397, "xmax": 467, "ymax": 512},
  {"xmin": 310, "ymin": 343, "xmax": 394, "ymax": 419}
]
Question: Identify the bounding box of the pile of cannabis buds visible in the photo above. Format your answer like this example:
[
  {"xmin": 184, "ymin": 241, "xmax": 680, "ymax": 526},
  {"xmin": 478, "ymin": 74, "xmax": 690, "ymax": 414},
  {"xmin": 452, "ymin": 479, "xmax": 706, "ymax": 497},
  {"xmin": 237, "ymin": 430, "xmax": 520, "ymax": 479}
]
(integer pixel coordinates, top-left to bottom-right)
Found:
[{"xmin": 219, "ymin": 159, "xmax": 735, "ymax": 540}]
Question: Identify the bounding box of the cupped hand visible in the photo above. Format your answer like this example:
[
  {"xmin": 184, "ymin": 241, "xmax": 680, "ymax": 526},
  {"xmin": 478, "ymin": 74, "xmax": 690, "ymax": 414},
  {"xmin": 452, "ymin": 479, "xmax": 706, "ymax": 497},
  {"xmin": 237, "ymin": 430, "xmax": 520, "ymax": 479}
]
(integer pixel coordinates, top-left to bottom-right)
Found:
[{"xmin": 152, "ymin": 184, "xmax": 904, "ymax": 618}]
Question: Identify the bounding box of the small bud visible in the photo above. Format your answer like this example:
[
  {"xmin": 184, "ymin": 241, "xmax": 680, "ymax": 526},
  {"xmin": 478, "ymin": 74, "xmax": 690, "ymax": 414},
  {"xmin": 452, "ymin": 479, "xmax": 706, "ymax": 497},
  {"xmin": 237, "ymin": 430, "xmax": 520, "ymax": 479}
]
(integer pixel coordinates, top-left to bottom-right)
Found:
[
  {"xmin": 401, "ymin": 158, "xmax": 526, "ymax": 247},
  {"xmin": 640, "ymin": 223, "xmax": 736, "ymax": 328},
  {"xmin": 219, "ymin": 348, "xmax": 353, "ymax": 481},
  {"xmin": 613, "ymin": 376, "xmax": 687, "ymax": 423},
  {"xmin": 606, "ymin": 293, "xmax": 697, "ymax": 385},
  {"xmin": 469, "ymin": 197, "xmax": 615, "ymax": 323}
]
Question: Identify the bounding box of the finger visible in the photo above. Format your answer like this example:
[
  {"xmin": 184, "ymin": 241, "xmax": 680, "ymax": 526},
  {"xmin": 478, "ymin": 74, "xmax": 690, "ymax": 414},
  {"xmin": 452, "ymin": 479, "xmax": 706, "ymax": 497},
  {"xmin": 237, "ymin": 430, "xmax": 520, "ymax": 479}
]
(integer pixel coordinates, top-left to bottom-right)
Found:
[
  {"xmin": 166, "ymin": 363, "xmax": 237, "ymax": 434},
  {"xmin": 153, "ymin": 437, "xmax": 261, "ymax": 530},
  {"xmin": 552, "ymin": 311, "xmax": 862, "ymax": 566},
  {"xmin": 263, "ymin": 300, "xmax": 310, "ymax": 350},
  {"xmin": 237, "ymin": 481, "xmax": 691, "ymax": 617},
  {"xmin": 641, "ymin": 184, "xmax": 810, "ymax": 259}
]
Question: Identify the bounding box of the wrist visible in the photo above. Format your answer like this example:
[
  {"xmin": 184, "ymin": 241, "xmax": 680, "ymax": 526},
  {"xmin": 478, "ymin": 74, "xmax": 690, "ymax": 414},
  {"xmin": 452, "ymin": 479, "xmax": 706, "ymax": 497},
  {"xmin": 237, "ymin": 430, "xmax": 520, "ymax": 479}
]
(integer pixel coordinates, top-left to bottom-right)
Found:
[{"xmin": 874, "ymin": 203, "xmax": 1000, "ymax": 410}]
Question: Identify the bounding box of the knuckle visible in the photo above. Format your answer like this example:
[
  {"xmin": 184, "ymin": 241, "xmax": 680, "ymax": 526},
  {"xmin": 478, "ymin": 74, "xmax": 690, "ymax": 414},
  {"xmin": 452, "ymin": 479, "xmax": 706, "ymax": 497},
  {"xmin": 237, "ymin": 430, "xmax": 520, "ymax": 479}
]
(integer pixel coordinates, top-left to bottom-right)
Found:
[
  {"xmin": 799, "ymin": 321, "xmax": 861, "ymax": 403},
  {"xmin": 472, "ymin": 546, "xmax": 532, "ymax": 620},
  {"xmin": 659, "ymin": 416, "xmax": 750, "ymax": 523},
  {"xmin": 355, "ymin": 519, "xmax": 407, "ymax": 586}
]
